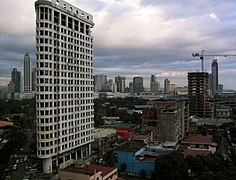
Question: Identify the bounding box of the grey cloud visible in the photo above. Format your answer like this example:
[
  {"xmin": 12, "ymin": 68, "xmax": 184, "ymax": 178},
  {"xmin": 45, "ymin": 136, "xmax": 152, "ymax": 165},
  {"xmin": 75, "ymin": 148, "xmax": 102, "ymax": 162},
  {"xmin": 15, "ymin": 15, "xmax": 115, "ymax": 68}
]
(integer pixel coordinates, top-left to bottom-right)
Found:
[{"xmin": 0, "ymin": 0, "xmax": 236, "ymax": 89}]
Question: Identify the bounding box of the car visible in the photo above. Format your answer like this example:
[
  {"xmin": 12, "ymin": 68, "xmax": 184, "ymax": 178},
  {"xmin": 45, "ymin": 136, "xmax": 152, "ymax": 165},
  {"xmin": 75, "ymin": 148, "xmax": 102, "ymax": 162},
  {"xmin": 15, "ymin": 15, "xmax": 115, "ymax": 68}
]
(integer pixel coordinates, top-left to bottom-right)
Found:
[
  {"xmin": 24, "ymin": 156, "xmax": 27, "ymax": 162},
  {"xmin": 27, "ymin": 166, "xmax": 32, "ymax": 171},
  {"xmin": 12, "ymin": 164, "xmax": 17, "ymax": 170},
  {"xmin": 20, "ymin": 159, "xmax": 24, "ymax": 163},
  {"xmin": 22, "ymin": 175, "xmax": 30, "ymax": 180},
  {"xmin": 16, "ymin": 159, "xmax": 19, "ymax": 164},
  {"xmin": 32, "ymin": 163, "xmax": 38, "ymax": 168},
  {"xmin": 29, "ymin": 168, "xmax": 37, "ymax": 173},
  {"xmin": 25, "ymin": 166, "xmax": 29, "ymax": 170}
]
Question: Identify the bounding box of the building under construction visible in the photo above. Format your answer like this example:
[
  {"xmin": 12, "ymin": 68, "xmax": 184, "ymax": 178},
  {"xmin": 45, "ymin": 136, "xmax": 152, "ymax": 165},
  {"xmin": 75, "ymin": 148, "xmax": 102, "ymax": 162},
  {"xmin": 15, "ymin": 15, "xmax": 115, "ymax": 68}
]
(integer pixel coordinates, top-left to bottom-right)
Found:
[{"xmin": 188, "ymin": 72, "xmax": 213, "ymax": 118}]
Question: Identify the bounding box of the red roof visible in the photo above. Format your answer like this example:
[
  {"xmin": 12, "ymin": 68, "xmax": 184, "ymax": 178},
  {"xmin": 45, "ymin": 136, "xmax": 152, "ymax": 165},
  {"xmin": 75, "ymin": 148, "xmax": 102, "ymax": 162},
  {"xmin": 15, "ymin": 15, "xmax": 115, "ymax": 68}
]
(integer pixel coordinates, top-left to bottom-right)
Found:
[
  {"xmin": 87, "ymin": 164, "xmax": 117, "ymax": 177},
  {"xmin": 184, "ymin": 149, "xmax": 210, "ymax": 158},
  {"xmin": 182, "ymin": 135, "xmax": 213, "ymax": 145},
  {"xmin": 63, "ymin": 164, "xmax": 117, "ymax": 177},
  {"xmin": 0, "ymin": 121, "xmax": 13, "ymax": 127}
]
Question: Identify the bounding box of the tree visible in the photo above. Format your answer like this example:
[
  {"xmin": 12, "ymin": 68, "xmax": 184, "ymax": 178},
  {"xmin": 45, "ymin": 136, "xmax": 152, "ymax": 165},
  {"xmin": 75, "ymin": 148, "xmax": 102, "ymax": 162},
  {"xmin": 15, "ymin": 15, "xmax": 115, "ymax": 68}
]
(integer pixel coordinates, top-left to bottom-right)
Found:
[
  {"xmin": 153, "ymin": 151, "xmax": 188, "ymax": 180},
  {"xmin": 103, "ymin": 150, "xmax": 118, "ymax": 167},
  {"xmin": 200, "ymin": 126, "xmax": 208, "ymax": 136},
  {"xmin": 140, "ymin": 170, "xmax": 147, "ymax": 179},
  {"xmin": 120, "ymin": 163, "xmax": 127, "ymax": 173}
]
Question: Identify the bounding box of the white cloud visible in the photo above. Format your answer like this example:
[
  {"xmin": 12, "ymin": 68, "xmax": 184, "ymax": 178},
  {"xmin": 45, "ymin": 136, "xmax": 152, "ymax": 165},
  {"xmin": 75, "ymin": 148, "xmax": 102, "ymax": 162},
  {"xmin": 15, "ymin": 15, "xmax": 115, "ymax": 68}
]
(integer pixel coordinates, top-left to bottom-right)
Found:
[{"xmin": 209, "ymin": 13, "xmax": 219, "ymax": 21}]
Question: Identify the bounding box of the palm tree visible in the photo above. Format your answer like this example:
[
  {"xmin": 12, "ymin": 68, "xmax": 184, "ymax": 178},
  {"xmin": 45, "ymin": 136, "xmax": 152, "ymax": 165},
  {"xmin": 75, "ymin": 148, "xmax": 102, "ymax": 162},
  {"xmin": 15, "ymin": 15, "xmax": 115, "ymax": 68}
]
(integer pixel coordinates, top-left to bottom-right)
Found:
[{"xmin": 103, "ymin": 149, "xmax": 118, "ymax": 167}]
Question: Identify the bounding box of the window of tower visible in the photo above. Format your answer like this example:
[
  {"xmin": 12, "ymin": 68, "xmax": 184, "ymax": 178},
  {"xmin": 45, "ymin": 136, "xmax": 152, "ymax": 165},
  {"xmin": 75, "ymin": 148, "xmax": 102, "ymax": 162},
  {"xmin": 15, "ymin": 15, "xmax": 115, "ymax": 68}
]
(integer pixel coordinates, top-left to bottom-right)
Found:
[
  {"xmin": 40, "ymin": 7, "xmax": 45, "ymax": 20},
  {"xmin": 45, "ymin": 7, "xmax": 48, "ymax": 20},
  {"xmin": 68, "ymin": 17, "xmax": 73, "ymax": 29},
  {"xmin": 54, "ymin": 11, "xmax": 59, "ymax": 23},
  {"xmin": 86, "ymin": 25, "xmax": 90, "ymax": 35},
  {"xmin": 80, "ymin": 22, "xmax": 84, "ymax": 33},
  {"xmin": 61, "ymin": 14, "xmax": 66, "ymax": 26}
]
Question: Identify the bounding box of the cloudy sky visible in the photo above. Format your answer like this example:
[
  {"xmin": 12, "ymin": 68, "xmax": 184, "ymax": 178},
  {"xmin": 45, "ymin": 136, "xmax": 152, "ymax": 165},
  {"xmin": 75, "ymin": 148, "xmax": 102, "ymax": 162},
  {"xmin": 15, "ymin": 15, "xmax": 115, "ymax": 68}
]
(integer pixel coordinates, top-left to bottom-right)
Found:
[{"xmin": 1, "ymin": 0, "xmax": 236, "ymax": 89}]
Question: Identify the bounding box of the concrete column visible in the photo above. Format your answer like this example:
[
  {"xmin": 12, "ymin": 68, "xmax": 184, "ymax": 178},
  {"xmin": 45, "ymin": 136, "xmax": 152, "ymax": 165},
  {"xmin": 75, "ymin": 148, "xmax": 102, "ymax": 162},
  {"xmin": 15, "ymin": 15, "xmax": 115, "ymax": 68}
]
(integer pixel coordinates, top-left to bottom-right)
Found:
[
  {"xmin": 75, "ymin": 149, "xmax": 78, "ymax": 159},
  {"xmin": 88, "ymin": 143, "xmax": 91, "ymax": 155},
  {"xmin": 81, "ymin": 147, "xmax": 83, "ymax": 159},
  {"xmin": 43, "ymin": 157, "xmax": 52, "ymax": 173}
]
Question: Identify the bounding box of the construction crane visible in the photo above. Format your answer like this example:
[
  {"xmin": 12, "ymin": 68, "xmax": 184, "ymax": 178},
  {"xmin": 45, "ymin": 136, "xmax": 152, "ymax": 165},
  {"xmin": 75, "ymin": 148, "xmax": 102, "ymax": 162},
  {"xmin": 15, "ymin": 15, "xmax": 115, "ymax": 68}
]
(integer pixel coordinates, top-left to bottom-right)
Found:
[{"xmin": 192, "ymin": 50, "xmax": 236, "ymax": 72}]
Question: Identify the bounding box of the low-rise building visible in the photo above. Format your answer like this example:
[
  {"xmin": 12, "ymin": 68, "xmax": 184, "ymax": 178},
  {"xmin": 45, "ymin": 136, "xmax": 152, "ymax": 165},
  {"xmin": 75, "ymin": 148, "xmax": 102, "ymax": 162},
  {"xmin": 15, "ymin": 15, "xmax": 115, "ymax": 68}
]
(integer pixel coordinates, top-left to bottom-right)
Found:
[
  {"xmin": 143, "ymin": 99, "xmax": 189, "ymax": 142},
  {"xmin": 101, "ymin": 123, "xmax": 140, "ymax": 141},
  {"xmin": 58, "ymin": 164, "xmax": 118, "ymax": 180},
  {"xmin": 0, "ymin": 120, "xmax": 14, "ymax": 135},
  {"xmin": 215, "ymin": 105, "xmax": 230, "ymax": 118},
  {"xmin": 92, "ymin": 128, "xmax": 116, "ymax": 152},
  {"xmin": 180, "ymin": 135, "xmax": 217, "ymax": 156},
  {"xmin": 115, "ymin": 142, "xmax": 156, "ymax": 178}
]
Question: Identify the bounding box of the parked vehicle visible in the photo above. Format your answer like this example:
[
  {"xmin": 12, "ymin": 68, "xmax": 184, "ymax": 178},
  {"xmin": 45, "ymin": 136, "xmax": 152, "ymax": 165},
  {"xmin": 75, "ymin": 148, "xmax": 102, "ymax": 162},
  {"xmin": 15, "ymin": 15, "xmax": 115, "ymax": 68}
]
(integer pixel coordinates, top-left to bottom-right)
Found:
[{"xmin": 13, "ymin": 164, "xmax": 17, "ymax": 170}]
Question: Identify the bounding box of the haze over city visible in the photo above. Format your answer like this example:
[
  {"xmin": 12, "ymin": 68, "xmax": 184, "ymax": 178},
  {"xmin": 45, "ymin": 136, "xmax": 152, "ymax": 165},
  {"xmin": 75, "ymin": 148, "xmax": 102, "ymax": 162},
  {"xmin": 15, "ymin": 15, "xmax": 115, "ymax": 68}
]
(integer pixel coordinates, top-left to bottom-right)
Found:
[{"xmin": 1, "ymin": 0, "xmax": 236, "ymax": 89}]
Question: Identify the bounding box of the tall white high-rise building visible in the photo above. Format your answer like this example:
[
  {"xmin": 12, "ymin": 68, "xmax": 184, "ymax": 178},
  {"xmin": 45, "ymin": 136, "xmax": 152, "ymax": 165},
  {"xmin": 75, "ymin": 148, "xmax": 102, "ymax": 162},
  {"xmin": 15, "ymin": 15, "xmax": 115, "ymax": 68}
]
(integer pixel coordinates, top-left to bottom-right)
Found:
[
  {"xmin": 35, "ymin": 0, "xmax": 94, "ymax": 173},
  {"xmin": 23, "ymin": 52, "xmax": 32, "ymax": 92}
]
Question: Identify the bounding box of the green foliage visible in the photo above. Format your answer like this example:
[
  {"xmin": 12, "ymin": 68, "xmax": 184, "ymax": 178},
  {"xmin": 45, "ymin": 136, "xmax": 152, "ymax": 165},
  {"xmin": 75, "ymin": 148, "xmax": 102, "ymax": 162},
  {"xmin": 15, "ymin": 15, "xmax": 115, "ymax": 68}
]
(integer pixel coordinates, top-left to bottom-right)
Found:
[
  {"xmin": 0, "ymin": 98, "xmax": 35, "ymax": 115},
  {"xmin": 103, "ymin": 149, "xmax": 118, "ymax": 167},
  {"xmin": 120, "ymin": 163, "xmax": 127, "ymax": 172},
  {"xmin": 200, "ymin": 126, "xmax": 208, "ymax": 136},
  {"xmin": 212, "ymin": 133, "xmax": 222, "ymax": 144},
  {"xmin": 0, "ymin": 128, "xmax": 27, "ymax": 175},
  {"xmin": 94, "ymin": 97, "xmax": 146, "ymax": 127},
  {"xmin": 153, "ymin": 151, "xmax": 188, "ymax": 180},
  {"xmin": 219, "ymin": 122, "xmax": 235, "ymax": 130},
  {"xmin": 152, "ymin": 151, "xmax": 236, "ymax": 180},
  {"xmin": 140, "ymin": 170, "xmax": 147, "ymax": 178}
]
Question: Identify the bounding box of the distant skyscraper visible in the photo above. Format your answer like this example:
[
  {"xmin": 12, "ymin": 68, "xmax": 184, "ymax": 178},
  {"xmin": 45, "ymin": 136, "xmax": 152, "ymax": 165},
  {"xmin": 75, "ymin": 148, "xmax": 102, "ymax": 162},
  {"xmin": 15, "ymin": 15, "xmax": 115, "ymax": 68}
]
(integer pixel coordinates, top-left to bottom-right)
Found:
[
  {"xmin": 170, "ymin": 84, "xmax": 176, "ymax": 94},
  {"xmin": 211, "ymin": 59, "xmax": 218, "ymax": 95},
  {"xmin": 129, "ymin": 82, "xmax": 133, "ymax": 94},
  {"xmin": 107, "ymin": 79, "xmax": 117, "ymax": 92},
  {"xmin": 133, "ymin": 77, "xmax": 144, "ymax": 94},
  {"xmin": 218, "ymin": 84, "xmax": 223, "ymax": 92},
  {"xmin": 11, "ymin": 68, "xmax": 21, "ymax": 93},
  {"xmin": 150, "ymin": 75, "xmax": 157, "ymax": 83},
  {"xmin": 35, "ymin": 0, "xmax": 94, "ymax": 173},
  {"xmin": 115, "ymin": 76, "xmax": 126, "ymax": 93},
  {"xmin": 164, "ymin": 78, "xmax": 170, "ymax": 94},
  {"xmin": 150, "ymin": 82, "xmax": 160, "ymax": 93},
  {"xmin": 23, "ymin": 52, "xmax": 32, "ymax": 92},
  {"xmin": 94, "ymin": 74, "xmax": 108, "ymax": 92},
  {"xmin": 32, "ymin": 67, "xmax": 36, "ymax": 91},
  {"xmin": 8, "ymin": 81, "xmax": 15, "ymax": 93},
  {"xmin": 150, "ymin": 75, "xmax": 159, "ymax": 93}
]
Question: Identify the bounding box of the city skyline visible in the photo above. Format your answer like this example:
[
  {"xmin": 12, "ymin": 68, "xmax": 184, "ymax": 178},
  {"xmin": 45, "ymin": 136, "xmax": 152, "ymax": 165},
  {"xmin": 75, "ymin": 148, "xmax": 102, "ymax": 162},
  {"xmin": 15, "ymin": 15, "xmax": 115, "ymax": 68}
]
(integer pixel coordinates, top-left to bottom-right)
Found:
[{"xmin": 1, "ymin": 0, "xmax": 236, "ymax": 89}]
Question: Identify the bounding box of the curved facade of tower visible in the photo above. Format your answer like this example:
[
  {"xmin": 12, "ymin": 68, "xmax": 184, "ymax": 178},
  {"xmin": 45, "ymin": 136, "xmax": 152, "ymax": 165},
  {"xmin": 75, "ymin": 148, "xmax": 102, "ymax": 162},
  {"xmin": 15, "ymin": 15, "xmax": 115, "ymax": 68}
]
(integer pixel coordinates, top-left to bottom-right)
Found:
[{"xmin": 35, "ymin": 0, "xmax": 94, "ymax": 173}]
